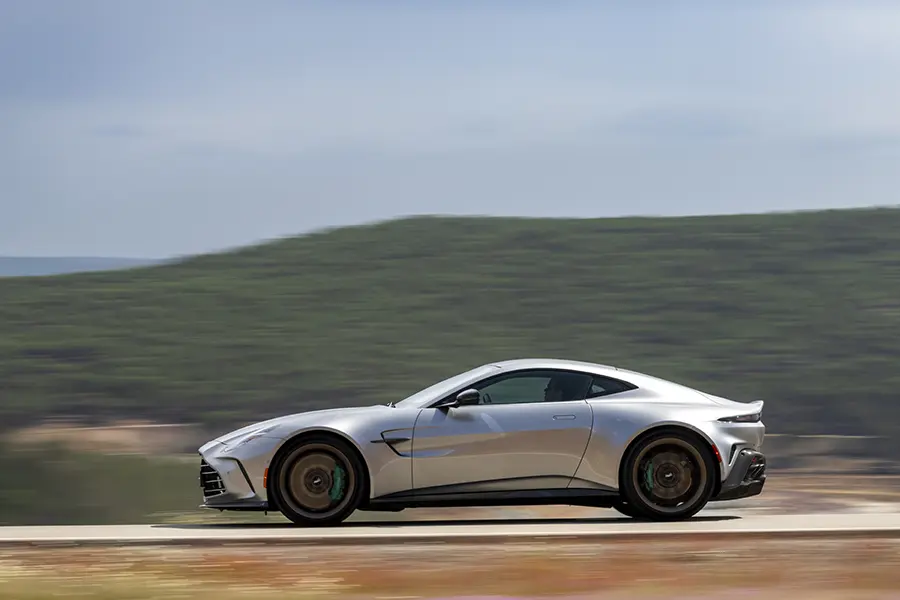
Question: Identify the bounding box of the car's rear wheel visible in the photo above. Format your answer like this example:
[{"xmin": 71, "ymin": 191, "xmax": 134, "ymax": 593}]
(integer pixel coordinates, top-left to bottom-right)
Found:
[
  {"xmin": 269, "ymin": 434, "xmax": 365, "ymax": 526},
  {"xmin": 611, "ymin": 500, "xmax": 645, "ymax": 519},
  {"xmin": 619, "ymin": 429, "xmax": 715, "ymax": 521}
]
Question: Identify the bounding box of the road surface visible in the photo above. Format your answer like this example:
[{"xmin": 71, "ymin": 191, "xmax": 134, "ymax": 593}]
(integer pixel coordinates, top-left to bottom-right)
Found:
[{"xmin": 3, "ymin": 510, "xmax": 900, "ymax": 546}]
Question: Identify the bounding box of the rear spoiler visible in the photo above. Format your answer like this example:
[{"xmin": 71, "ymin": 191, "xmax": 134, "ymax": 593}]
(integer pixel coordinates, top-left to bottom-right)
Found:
[{"xmin": 718, "ymin": 400, "xmax": 764, "ymax": 423}]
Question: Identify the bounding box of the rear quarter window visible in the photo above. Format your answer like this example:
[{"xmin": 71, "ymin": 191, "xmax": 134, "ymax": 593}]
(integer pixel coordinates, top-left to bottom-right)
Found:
[{"xmin": 587, "ymin": 375, "xmax": 638, "ymax": 398}]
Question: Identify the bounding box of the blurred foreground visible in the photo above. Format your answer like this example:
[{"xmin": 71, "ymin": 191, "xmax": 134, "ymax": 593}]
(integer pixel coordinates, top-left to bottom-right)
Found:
[{"xmin": 2, "ymin": 537, "xmax": 900, "ymax": 599}]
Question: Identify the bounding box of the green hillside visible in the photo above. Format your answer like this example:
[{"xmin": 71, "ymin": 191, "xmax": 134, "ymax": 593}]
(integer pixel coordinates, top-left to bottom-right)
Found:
[{"xmin": 2, "ymin": 208, "xmax": 900, "ymax": 439}]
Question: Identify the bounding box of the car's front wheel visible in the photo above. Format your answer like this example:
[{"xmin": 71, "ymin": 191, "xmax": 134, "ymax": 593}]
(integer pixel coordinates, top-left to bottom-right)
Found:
[
  {"xmin": 619, "ymin": 429, "xmax": 716, "ymax": 521},
  {"xmin": 269, "ymin": 434, "xmax": 366, "ymax": 526}
]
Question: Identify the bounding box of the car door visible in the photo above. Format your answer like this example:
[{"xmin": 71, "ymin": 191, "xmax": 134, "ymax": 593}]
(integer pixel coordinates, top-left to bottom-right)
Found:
[{"xmin": 411, "ymin": 368, "xmax": 595, "ymax": 494}]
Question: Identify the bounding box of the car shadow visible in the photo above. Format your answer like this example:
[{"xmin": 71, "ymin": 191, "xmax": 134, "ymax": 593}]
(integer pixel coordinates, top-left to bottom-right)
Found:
[{"xmin": 155, "ymin": 514, "xmax": 741, "ymax": 530}]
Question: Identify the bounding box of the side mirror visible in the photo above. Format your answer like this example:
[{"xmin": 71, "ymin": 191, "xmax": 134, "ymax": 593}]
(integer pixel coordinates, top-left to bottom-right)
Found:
[
  {"xmin": 433, "ymin": 388, "xmax": 481, "ymax": 410},
  {"xmin": 455, "ymin": 388, "xmax": 481, "ymax": 406}
]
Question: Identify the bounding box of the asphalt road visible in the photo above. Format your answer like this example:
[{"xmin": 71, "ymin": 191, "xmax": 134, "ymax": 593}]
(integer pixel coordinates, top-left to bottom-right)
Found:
[{"xmin": 3, "ymin": 510, "xmax": 900, "ymax": 547}]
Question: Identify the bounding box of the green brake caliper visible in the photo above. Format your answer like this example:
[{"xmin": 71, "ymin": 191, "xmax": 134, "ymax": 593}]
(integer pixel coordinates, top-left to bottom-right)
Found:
[
  {"xmin": 644, "ymin": 461, "xmax": 654, "ymax": 491},
  {"xmin": 329, "ymin": 464, "xmax": 346, "ymax": 502}
]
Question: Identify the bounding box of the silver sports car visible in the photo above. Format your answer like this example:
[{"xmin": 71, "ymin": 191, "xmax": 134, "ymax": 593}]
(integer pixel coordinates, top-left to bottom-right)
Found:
[{"xmin": 198, "ymin": 358, "xmax": 766, "ymax": 525}]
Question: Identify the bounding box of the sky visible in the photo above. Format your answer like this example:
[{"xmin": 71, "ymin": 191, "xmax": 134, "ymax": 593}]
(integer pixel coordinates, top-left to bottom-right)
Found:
[{"xmin": 2, "ymin": 0, "xmax": 900, "ymax": 258}]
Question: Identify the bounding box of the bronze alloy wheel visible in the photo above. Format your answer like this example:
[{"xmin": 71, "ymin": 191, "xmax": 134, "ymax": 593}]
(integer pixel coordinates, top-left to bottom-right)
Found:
[
  {"xmin": 621, "ymin": 430, "xmax": 715, "ymax": 520},
  {"xmin": 272, "ymin": 437, "xmax": 365, "ymax": 526}
]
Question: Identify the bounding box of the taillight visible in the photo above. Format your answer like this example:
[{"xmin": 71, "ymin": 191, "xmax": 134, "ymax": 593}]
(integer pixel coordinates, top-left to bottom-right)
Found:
[{"xmin": 718, "ymin": 413, "xmax": 761, "ymax": 423}]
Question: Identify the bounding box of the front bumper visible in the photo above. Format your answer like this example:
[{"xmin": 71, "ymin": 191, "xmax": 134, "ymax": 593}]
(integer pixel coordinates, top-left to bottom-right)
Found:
[
  {"xmin": 198, "ymin": 454, "xmax": 269, "ymax": 511},
  {"xmin": 196, "ymin": 434, "xmax": 282, "ymax": 510},
  {"xmin": 711, "ymin": 448, "xmax": 766, "ymax": 501}
]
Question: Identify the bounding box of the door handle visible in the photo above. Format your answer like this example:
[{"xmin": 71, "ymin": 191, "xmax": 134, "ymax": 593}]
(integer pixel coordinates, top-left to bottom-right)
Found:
[{"xmin": 553, "ymin": 415, "xmax": 576, "ymax": 420}]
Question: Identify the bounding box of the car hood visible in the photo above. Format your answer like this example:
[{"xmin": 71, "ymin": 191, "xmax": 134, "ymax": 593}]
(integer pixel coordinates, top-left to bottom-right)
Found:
[{"xmin": 211, "ymin": 404, "xmax": 395, "ymax": 446}]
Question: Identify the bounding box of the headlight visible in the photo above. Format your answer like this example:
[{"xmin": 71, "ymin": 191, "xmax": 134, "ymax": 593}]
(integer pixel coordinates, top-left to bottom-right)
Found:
[{"xmin": 230, "ymin": 425, "xmax": 279, "ymax": 447}]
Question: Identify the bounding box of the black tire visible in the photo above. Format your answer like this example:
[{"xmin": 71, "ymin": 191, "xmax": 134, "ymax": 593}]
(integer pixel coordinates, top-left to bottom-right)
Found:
[
  {"xmin": 619, "ymin": 428, "xmax": 716, "ymax": 521},
  {"xmin": 611, "ymin": 500, "xmax": 645, "ymax": 519},
  {"xmin": 268, "ymin": 434, "xmax": 367, "ymax": 527}
]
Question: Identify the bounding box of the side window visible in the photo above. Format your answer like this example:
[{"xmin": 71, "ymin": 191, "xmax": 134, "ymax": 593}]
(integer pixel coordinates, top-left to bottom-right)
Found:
[
  {"xmin": 473, "ymin": 370, "xmax": 593, "ymax": 405},
  {"xmin": 586, "ymin": 375, "xmax": 637, "ymax": 398}
]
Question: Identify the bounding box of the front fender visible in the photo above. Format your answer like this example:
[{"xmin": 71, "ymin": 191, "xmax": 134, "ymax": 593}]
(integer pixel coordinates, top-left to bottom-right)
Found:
[{"xmin": 259, "ymin": 410, "xmax": 422, "ymax": 500}]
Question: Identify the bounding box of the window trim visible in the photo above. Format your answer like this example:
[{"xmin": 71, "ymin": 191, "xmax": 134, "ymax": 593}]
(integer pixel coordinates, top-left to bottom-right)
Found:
[
  {"xmin": 585, "ymin": 374, "xmax": 639, "ymax": 399},
  {"xmin": 426, "ymin": 367, "xmax": 635, "ymax": 408}
]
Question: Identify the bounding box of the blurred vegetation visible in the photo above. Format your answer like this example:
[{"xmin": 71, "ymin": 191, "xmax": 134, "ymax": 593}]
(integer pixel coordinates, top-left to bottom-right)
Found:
[
  {"xmin": 1, "ymin": 207, "xmax": 900, "ymax": 440},
  {"xmin": 0, "ymin": 440, "xmax": 200, "ymax": 525}
]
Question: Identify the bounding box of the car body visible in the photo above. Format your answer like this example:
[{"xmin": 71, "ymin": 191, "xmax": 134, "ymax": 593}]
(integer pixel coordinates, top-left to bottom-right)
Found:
[{"xmin": 198, "ymin": 358, "xmax": 767, "ymax": 524}]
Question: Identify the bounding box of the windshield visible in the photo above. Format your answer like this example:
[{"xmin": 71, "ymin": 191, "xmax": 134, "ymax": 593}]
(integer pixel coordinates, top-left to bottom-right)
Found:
[{"xmin": 393, "ymin": 364, "xmax": 499, "ymax": 408}]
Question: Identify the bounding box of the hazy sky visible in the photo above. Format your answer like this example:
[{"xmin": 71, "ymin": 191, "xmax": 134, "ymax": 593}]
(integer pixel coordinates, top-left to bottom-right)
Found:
[{"xmin": 3, "ymin": 1, "xmax": 900, "ymax": 258}]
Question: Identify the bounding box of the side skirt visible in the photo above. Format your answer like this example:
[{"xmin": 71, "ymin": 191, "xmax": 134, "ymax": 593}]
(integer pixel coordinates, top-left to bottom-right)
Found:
[{"xmin": 360, "ymin": 488, "xmax": 619, "ymax": 511}]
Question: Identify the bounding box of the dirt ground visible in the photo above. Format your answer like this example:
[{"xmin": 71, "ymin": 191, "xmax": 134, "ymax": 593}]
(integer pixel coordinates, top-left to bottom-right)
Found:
[{"xmin": 3, "ymin": 537, "xmax": 900, "ymax": 599}]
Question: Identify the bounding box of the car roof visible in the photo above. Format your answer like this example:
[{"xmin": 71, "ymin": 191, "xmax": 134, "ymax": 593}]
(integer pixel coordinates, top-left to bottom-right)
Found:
[
  {"xmin": 394, "ymin": 357, "xmax": 703, "ymax": 408},
  {"xmin": 485, "ymin": 358, "xmax": 694, "ymax": 394},
  {"xmin": 487, "ymin": 358, "xmax": 622, "ymax": 377}
]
